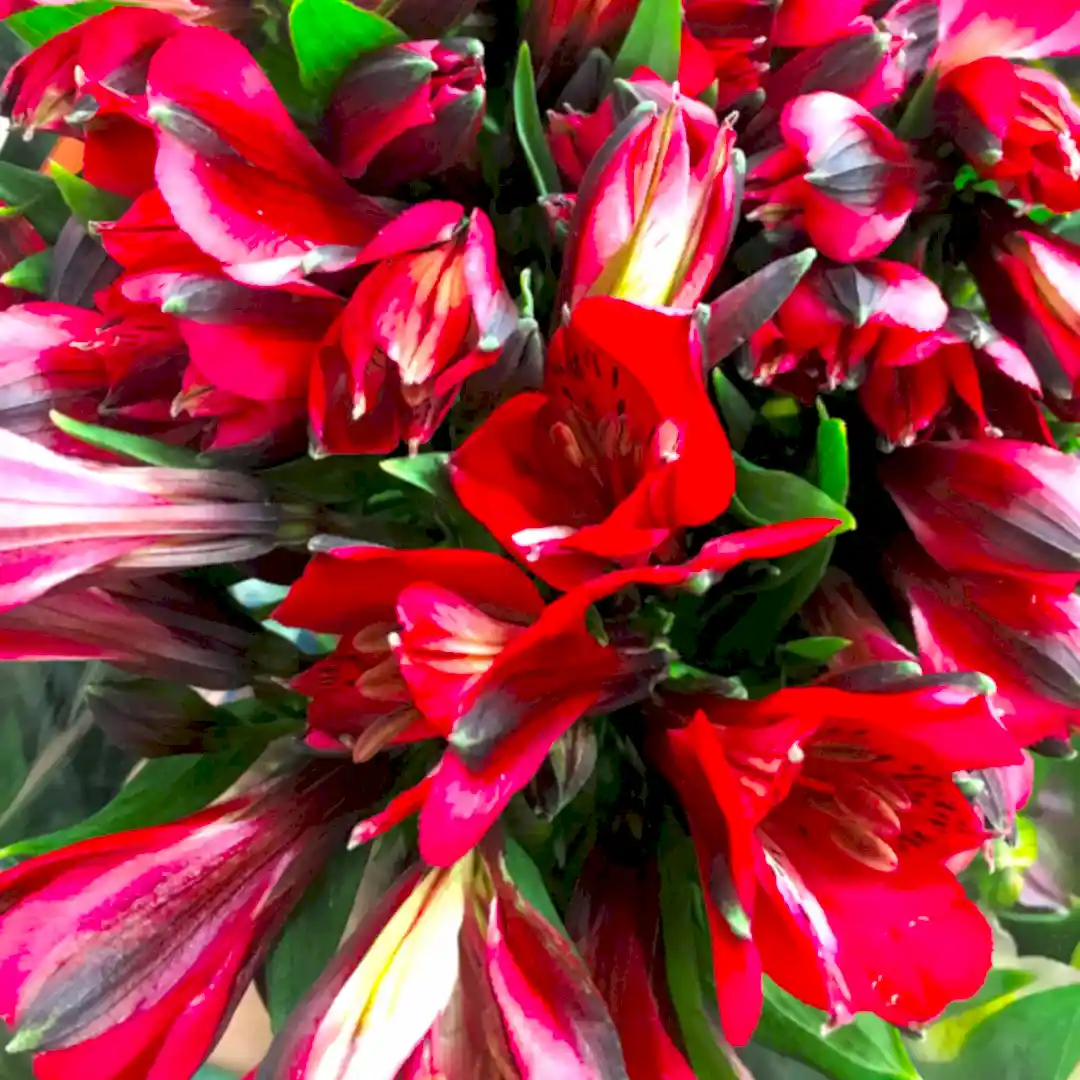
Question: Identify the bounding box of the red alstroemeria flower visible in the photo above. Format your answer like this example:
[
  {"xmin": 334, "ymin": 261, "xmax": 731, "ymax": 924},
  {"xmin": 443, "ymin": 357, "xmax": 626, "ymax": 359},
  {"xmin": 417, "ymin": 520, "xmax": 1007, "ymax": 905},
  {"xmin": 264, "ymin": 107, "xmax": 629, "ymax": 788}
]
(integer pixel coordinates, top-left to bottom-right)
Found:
[
  {"xmin": 0, "ymin": 7, "xmax": 182, "ymax": 196},
  {"xmin": 968, "ymin": 219, "xmax": 1080, "ymax": 405},
  {"xmin": 683, "ymin": 0, "xmax": 776, "ymax": 111},
  {"xmin": 450, "ymin": 298, "xmax": 732, "ymax": 589},
  {"xmin": 310, "ymin": 201, "xmax": 516, "ymax": 455},
  {"xmin": 748, "ymin": 260, "xmax": 949, "ymax": 414},
  {"xmin": 0, "ymin": 574, "xmax": 266, "ymax": 690},
  {"xmin": 771, "ymin": 0, "xmax": 871, "ymax": 47},
  {"xmin": 881, "ymin": 437, "xmax": 1080, "ymax": 591},
  {"xmin": 257, "ymin": 851, "xmax": 627, "ymax": 1080},
  {"xmin": 0, "ymin": 760, "xmax": 374, "ymax": 1080},
  {"xmin": 940, "ymin": 61, "xmax": 1080, "ymax": 212},
  {"xmin": 746, "ymin": 92, "xmax": 920, "ymax": 263},
  {"xmin": 145, "ymin": 26, "xmax": 393, "ymax": 287},
  {"xmin": 0, "ymin": 429, "xmax": 289, "ymax": 610},
  {"xmin": 649, "ymin": 681, "xmax": 1023, "ymax": 1043},
  {"xmin": 569, "ymin": 860, "xmax": 695, "ymax": 1080},
  {"xmin": 558, "ymin": 86, "xmax": 739, "ymax": 310},
  {"xmin": 932, "ymin": 0, "xmax": 1080, "ymax": 75},
  {"xmin": 891, "ymin": 542, "xmax": 1080, "ymax": 745},
  {"xmin": 275, "ymin": 519, "xmax": 838, "ymax": 866},
  {"xmin": 327, "ymin": 38, "xmax": 485, "ymax": 189},
  {"xmin": 526, "ymin": 0, "xmax": 637, "ymax": 74}
]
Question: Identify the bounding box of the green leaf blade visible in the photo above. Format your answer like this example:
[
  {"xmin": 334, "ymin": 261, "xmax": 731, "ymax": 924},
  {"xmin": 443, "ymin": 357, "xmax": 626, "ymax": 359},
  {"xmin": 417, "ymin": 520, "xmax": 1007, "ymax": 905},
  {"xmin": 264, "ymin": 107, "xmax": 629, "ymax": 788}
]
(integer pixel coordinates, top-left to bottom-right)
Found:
[
  {"xmin": 612, "ymin": 0, "xmax": 682, "ymax": 82},
  {"xmin": 49, "ymin": 411, "xmax": 201, "ymax": 468},
  {"xmin": 513, "ymin": 42, "xmax": 562, "ymax": 198}
]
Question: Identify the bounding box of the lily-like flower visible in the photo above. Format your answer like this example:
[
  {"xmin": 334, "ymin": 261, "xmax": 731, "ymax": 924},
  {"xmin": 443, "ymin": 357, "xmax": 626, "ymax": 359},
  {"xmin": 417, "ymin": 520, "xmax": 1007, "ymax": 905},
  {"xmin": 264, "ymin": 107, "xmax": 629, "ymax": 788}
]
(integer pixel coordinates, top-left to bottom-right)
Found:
[
  {"xmin": 0, "ymin": 428, "xmax": 296, "ymax": 611},
  {"xmin": 257, "ymin": 849, "xmax": 628, "ymax": 1080},
  {"xmin": 146, "ymin": 26, "xmax": 392, "ymax": 287},
  {"xmin": 771, "ymin": 0, "xmax": 871, "ymax": 47},
  {"xmin": 276, "ymin": 520, "xmax": 838, "ymax": 866},
  {"xmin": 968, "ymin": 218, "xmax": 1080, "ymax": 404},
  {"xmin": 745, "ymin": 91, "xmax": 920, "ymax": 263},
  {"xmin": 327, "ymin": 39, "xmax": 486, "ymax": 189},
  {"xmin": 526, "ymin": 0, "xmax": 637, "ymax": 76},
  {"xmin": 558, "ymin": 89, "xmax": 739, "ymax": 310},
  {"xmin": 683, "ymin": 0, "xmax": 776, "ymax": 111},
  {"xmin": 310, "ymin": 201, "xmax": 516, "ymax": 455},
  {"xmin": 881, "ymin": 437, "xmax": 1080, "ymax": 591},
  {"xmin": 450, "ymin": 297, "xmax": 733, "ymax": 589},
  {"xmin": 0, "ymin": 759, "xmax": 375, "ymax": 1080},
  {"xmin": 649, "ymin": 681, "xmax": 1022, "ymax": 1043}
]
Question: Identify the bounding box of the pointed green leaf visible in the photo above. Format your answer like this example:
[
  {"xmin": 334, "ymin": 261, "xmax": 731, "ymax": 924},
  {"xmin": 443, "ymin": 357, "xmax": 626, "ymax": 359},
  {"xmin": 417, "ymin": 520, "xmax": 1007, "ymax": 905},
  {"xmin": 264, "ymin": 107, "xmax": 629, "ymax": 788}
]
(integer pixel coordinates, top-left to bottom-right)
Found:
[
  {"xmin": 48, "ymin": 162, "xmax": 130, "ymax": 227},
  {"xmin": 379, "ymin": 451, "xmax": 453, "ymax": 497},
  {"xmin": 779, "ymin": 636, "xmax": 852, "ymax": 663},
  {"xmin": 1, "ymin": 249, "xmax": 52, "ymax": 296},
  {"xmin": 49, "ymin": 411, "xmax": 201, "ymax": 468},
  {"xmin": 815, "ymin": 406, "xmax": 850, "ymax": 506},
  {"xmin": 0, "ymin": 163, "xmax": 68, "ymax": 244},
  {"xmin": 712, "ymin": 369, "xmax": 755, "ymax": 452},
  {"xmin": 5, "ymin": 2, "xmax": 114, "ymax": 47},
  {"xmin": 503, "ymin": 836, "xmax": 571, "ymax": 940},
  {"xmin": 731, "ymin": 454, "xmax": 855, "ymax": 534},
  {"xmin": 612, "ymin": 0, "xmax": 682, "ymax": 82},
  {"xmin": 289, "ymin": 0, "xmax": 405, "ymax": 105},
  {"xmin": 513, "ymin": 41, "xmax": 562, "ymax": 198}
]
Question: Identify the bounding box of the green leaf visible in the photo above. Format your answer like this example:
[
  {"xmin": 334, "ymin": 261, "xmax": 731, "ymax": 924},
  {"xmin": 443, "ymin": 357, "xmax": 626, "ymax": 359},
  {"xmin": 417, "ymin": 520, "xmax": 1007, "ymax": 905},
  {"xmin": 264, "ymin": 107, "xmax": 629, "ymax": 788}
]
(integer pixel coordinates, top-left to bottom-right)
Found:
[
  {"xmin": 289, "ymin": 0, "xmax": 405, "ymax": 106},
  {"xmin": 503, "ymin": 837, "xmax": 572, "ymax": 940},
  {"xmin": 379, "ymin": 451, "xmax": 451, "ymax": 497},
  {"xmin": 612, "ymin": 0, "xmax": 682, "ymax": 81},
  {"xmin": 0, "ymin": 163, "xmax": 68, "ymax": 244},
  {"xmin": 757, "ymin": 980, "xmax": 919, "ymax": 1080},
  {"xmin": 731, "ymin": 454, "xmax": 855, "ymax": 534},
  {"xmin": 914, "ymin": 956, "xmax": 1080, "ymax": 1080},
  {"xmin": 659, "ymin": 813, "xmax": 744, "ymax": 1079},
  {"xmin": 266, "ymin": 843, "xmax": 368, "ymax": 1029},
  {"xmin": 513, "ymin": 42, "xmax": 562, "ymax": 198},
  {"xmin": 5, "ymin": 2, "xmax": 113, "ymax": 46},
  {"xmin": 815, "ymin": 410, "xmax": 850, "ymax": 506},
  {"xmin": 48, "ymin": 162, "xmax": 130, "ymax": 227},
  {"xmin": 1, "ymin": 249, "xmax": 52, "ymax": 296},
  {"xmin": 712, "ymin": 370, "xmax": 755, "ymax": 452},
  {"xmin": 778, "ymin": 636, "xmax": 852, "ymax": 663},
  {"xmin": 49, "ymin": 410, "xmax": 201, "ymax": 468},
  {"xmin": 0, "ymin": 737, "xmax": 266, "ymax": 861}
]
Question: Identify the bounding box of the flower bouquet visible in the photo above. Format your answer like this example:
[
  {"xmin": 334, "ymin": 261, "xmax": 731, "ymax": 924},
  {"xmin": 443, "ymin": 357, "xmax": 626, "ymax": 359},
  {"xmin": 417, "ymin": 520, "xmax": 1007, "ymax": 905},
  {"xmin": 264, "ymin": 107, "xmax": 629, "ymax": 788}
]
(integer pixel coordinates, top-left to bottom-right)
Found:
[{"xmin": 0, "ymin": 0, "xmax": 1076, "ymax": 1077}]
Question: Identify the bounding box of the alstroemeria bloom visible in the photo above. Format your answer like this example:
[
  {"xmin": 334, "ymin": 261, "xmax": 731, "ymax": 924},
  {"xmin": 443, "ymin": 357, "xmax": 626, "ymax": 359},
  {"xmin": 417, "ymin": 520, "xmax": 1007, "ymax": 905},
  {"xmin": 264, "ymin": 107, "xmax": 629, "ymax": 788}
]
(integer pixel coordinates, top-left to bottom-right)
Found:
[
  {"xmin": 771, "ymin": 0, "xmax": 871, "ymax": 47},
  {"xmin": 257, "ymin": 852, "xmax": 627, "ymax": 1080},
  {"xmin": 881, "ymin": 438, "xmax": 1080, "ymax": 591},
  {"xmin": 748, "ymin": 260, "xmax": 949, "ymax": 412},
  {"xmin": 327, "ymin": 39, "xmax": 485, "ymax": 189},
  {"xmin": 649, "ymin": 681, "xmax": 1022, "ymax": 1043},
  {"xmin": 0, "ymin": 429, "xmax": 293, "ymax": 610},
  {"xmin": 570, "ymin": 860, "xmax": 694, "ymax": 1080},
  {"xmin": 968, "ymin": 221, "xmax": 1080, "ymax": 404},
  {"xmin": 146, "ymin": 26, "xmax": 392, "ymax": 287},
  {"xmin": 940, "ymin": 62, "xmax": 1080, "ymax": 211},
  {"xmin": 683, "ymin": 0, "xmax": 776, "ymax": 111},
  {"xmin": 310, "ymin": 201, "xmax": 516, "ymax": 455},
  {"xmin": 450, "ymin": 298, "xmax": 733, "ymax": 589},
  {"xmin": 0, "ymin": 760, "xmax": 372, "ymax": 1080},
  {"xmin": 558, "ymin": 88, "xmax": 739, "ymax": 310},
  {"xmin": 275, "ymin": 520, "xmax": 837, "ymax": 865},
  {"xmin": 526, "ymin": 0, "xmax": 636, "ymax": 74},
  {"xmin": 891, "ymin": 542, "xmax": 1080, "ymax": 744},
  {"xmin": 0, "ymin": 6, "xmax": 181, "ymax": 196},
  {"xmin": 0, "ymin": 574, "xmax": 271, "ymax": 689},
  {"xmin": 745, "ymin": 92, "xmax": 920, "ymax": 263}
]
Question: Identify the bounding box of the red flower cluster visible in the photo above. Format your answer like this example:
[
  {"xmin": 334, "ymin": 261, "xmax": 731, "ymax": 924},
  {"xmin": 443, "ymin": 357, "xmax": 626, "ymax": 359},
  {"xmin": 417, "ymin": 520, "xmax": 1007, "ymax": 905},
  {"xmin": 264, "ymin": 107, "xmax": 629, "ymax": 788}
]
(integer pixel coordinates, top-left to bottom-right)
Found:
[{"xmin": 0, "ymin": 0, "xmax": 1074, "ymax": 1078}]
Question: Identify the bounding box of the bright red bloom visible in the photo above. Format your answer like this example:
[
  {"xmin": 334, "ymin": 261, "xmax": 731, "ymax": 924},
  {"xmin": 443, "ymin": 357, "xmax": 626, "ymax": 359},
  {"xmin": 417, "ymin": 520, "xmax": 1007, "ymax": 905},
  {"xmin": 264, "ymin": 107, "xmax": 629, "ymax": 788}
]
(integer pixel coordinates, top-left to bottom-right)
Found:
[
  {"xmin": 772, "ymin": 0, "xmax": 871, "ymax": 47},
  {"xmin": 748, "ymin": 260, "xmax": 949, "ymax": 418},
  {"xmin": 558, "ymin": 87, "xmax": 739, "ymax": 310},
  {"xmin": 968, "ymin": 220, "xmax": 1080, "ymax": 405},
  {"xmin": 327, "ymin": 39, "xmax": 485, "ymax": 189},
  {"xmin": 0, "ymin": 429, "xmax": 289, "ymax": 610},
  {"xmin": 0, "ymin": 574, "xmax": 269, "ymax": 689},
  {"xmin": 276, "ymin": 521, "xmax": 837, "ymax": 866},
  {"xmin": 146, "ymin": 27, "xmax": 392, "ymax": 287},
  {"xmin": 649, "ymin": 682, "xmax": 1022, "ymax": 1043},
  {"xmin": 746, "ymin": 92, "xmax": 920, "ymax": 263},
  {"xmin": 891, "ymin": 543, "xmax": 1080, "ymax": 744},
  {"xmin": 932, "ymin": 0, "xmax": 1080, "ymax": 74},
  {"xmin": 258, "ymin": 851, "xmax": 627, "ymax": 1080},
  {"xmin": 570, "ymin": 861, "xmax": 695, "ymax": 1080},
  {"xmin": 682, "ymin": 0, "xmax": 776, "ymax": 111},
  {"xmin": 940, "ymin": 61, "xmax": 1080, "ymax": 211},
  {"xmin": 450, "ymin": 298, "xmax": 733, "ymax": 589},
  {"xmin": 310, "ymin": 201, "xmax": 516, "ymax": 455},
  {"xmin": 0, "ymin": 760, "xmax": 372, "ymax": 1080},
  {"xmin": 881, "ymin": 438, "xmax": 1080, "ymax": 591}
]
